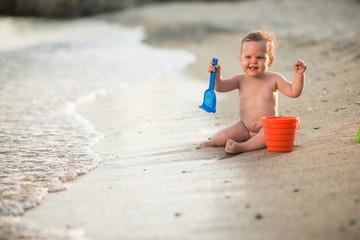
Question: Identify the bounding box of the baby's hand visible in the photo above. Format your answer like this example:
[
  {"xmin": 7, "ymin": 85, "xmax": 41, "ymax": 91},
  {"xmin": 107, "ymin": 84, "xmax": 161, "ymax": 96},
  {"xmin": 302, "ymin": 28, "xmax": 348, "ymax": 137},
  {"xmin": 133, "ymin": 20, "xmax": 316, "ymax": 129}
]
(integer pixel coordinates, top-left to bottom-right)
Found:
[
  {"xmin": 294, "ymin": 59, "xmax": 307, "ymax": 74},
  {"xmin": 208, "ymin": 60, "xmax": 221, "ymax": 73}
]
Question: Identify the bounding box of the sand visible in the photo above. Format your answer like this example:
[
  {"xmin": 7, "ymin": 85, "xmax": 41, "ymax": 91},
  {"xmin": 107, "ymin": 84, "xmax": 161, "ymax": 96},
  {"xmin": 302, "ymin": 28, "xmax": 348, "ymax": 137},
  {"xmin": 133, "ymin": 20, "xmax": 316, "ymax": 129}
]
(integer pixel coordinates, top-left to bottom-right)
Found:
[{"xmin": 24, "ymin": 0, "xmax": 360, "ymax": 239}]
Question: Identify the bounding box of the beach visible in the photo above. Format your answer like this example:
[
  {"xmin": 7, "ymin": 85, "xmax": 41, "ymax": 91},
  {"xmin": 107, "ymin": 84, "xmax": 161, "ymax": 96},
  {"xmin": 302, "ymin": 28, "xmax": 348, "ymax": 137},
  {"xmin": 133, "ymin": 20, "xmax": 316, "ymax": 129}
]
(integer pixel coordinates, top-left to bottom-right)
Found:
[{"xmin": 3, "ymin": 0, "xmax": 360, "ymax": 239}]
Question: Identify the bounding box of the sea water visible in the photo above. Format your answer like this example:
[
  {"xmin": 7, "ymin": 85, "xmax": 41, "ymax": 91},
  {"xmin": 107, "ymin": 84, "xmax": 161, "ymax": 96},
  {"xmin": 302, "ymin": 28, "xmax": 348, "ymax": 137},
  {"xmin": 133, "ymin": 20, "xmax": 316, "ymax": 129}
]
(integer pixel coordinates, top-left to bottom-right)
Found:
[{"xmin": 0, "ymin": 17, "xmax": 194, "ymax": 237}]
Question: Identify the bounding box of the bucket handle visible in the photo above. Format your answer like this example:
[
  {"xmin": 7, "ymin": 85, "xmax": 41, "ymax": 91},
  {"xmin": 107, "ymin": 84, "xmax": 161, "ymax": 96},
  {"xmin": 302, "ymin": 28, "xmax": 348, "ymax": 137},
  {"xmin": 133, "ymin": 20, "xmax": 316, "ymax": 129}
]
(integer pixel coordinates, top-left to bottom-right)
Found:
[{"xmin": 296, "ymin": 119, "xmax": 301, "ymax": 130}]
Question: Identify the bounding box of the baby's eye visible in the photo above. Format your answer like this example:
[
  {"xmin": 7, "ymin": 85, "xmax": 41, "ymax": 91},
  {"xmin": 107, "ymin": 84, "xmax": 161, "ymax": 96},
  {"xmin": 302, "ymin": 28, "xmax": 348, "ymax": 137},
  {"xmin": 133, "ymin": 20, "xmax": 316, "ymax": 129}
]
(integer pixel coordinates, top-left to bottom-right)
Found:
[{"xmin": 257, "ymin": 56, "xmax": 265, "ymax": 59}]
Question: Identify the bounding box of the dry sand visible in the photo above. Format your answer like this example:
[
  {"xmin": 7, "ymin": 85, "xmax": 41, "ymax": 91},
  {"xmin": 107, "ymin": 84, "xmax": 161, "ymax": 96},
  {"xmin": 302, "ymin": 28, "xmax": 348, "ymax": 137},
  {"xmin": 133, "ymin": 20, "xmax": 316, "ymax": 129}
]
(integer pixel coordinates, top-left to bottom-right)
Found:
[{"xmin": 24, "ymin": 0, "xmax": 360, "ymax": 239}]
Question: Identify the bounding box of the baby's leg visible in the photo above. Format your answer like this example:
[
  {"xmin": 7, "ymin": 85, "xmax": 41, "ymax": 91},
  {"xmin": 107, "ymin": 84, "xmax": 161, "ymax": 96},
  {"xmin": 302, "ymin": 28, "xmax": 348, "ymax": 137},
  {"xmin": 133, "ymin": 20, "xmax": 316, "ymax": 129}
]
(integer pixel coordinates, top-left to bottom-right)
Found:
[
  {"xmin": 199, "ymin": 121, "xmax": 250, "ymax": 149},
  {"xmin": 225, "ymin": 128, "xmax": 266, "ymax": 154}
]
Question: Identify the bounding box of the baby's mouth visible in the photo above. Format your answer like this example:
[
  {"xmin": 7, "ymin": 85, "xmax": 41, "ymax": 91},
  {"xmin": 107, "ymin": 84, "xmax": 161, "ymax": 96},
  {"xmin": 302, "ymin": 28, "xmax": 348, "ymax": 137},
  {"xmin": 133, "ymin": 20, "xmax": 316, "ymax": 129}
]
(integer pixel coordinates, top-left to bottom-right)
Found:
[{"xmin": 248, "ymin": 66, "xmax": 258, "ymax": 70}]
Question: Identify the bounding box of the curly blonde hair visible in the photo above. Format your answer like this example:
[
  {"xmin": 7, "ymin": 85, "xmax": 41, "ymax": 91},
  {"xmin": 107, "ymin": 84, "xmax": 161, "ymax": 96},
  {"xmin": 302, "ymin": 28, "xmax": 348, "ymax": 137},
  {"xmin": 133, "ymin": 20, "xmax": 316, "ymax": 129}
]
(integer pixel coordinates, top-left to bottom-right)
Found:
[{"xmin": 241, "ymin": 30, "xmax": 276, "ymax": 59}]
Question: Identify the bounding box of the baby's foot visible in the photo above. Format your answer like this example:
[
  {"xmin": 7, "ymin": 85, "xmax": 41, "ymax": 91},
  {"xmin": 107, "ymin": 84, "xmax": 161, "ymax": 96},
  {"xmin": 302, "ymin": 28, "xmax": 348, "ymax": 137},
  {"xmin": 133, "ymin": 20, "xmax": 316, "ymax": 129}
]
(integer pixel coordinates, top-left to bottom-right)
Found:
[
  {"xmin": 198, "ymin": 140, "xmax": 212, "ymax": 149},
  {"xmin": 225, "ymin": 139, "xmax": 244, "ymax": 154}
]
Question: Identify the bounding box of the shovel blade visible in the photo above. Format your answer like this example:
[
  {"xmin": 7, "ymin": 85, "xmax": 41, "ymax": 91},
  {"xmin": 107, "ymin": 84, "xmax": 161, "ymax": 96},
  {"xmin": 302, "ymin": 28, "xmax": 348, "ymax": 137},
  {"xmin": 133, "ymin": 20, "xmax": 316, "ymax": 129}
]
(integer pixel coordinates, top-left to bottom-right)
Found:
[{"xmin": 199, "ymin": 89, "xmax": 216, "ymax": 113}]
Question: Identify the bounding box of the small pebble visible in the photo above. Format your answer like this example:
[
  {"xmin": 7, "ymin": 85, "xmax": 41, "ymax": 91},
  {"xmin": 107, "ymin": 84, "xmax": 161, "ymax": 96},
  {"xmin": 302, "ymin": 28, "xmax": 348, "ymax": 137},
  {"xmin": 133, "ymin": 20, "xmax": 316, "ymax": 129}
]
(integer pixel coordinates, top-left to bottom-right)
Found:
[
  {"xmin": 174, "ymin": 212, "xmax": 181, "ymax": 217},
  {"xmin": 314, "ymin": 127, "xmax": 321, "ymax": 130},
  {"xmin": 327, "ymin": 71, "xmax": 336, "ymax": 76},
  {"xmin": 293, "ymin": 189, "xmax": 300, "ymax": 193},
  {"xmin": 255, "ymin": 214, "xmax": 263, "ymax": 220},
  {"xmin": 339, "ymin": 225, "xmax": 347, "ymax": 232},
  {"xmin": 349, "ymin": 219, "xmax": 356, "ymax": 226}
]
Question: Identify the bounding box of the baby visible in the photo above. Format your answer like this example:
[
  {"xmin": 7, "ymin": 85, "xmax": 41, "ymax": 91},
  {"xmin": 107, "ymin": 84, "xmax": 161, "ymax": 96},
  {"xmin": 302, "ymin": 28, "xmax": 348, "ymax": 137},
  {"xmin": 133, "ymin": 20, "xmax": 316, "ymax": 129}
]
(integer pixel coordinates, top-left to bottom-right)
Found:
[{"xmin": 199, "ymin": 30, "xmax": 307, "ymax": 154}]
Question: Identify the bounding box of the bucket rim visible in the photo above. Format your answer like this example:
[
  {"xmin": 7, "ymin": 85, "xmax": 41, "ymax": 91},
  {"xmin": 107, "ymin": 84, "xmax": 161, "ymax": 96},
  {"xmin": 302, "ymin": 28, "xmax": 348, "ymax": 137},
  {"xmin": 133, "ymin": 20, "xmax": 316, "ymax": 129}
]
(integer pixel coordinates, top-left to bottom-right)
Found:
[{"xmin": 261, "ymin": 116, "xmax": 300, "ymax": 123}]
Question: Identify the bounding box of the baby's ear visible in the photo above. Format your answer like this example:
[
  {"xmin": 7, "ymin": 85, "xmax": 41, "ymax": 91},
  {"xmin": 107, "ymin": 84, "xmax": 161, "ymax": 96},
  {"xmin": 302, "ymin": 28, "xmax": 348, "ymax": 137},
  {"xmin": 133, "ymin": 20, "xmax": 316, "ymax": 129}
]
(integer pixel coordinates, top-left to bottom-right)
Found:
[
  {"xmin": 239, "ymin": 54, "xmax": 243, "ymax": 64},
  {"xmin": 268, "ymin": 57, "xmax": 274, "ymax": 67}
]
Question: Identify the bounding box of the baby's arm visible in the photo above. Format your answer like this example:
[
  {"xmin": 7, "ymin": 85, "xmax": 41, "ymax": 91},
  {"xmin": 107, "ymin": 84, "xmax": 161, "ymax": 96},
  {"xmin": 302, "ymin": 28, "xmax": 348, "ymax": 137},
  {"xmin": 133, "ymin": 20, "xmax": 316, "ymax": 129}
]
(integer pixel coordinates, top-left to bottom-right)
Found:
[
  {"xmin": 208, "ymin": 60, "xmax": 240, "ymax": 92},
  {"xmin": 276, "ymin": 59, "xmax": 307, "ymax": 98}
]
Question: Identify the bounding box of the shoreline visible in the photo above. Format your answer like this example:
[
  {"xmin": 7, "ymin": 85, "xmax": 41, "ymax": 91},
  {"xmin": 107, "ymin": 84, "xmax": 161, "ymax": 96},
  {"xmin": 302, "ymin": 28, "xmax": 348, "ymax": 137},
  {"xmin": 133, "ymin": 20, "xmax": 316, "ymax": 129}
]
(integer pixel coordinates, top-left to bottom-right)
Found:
[{"xmin": 23, "ymin": 0, "xmax": 360, "ymax": 239}]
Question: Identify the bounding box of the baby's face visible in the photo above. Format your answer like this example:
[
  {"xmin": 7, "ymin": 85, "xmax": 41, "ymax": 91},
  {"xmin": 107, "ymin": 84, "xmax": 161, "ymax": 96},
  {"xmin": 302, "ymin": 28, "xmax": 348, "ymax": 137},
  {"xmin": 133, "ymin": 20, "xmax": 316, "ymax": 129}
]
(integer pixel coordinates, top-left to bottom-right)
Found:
[{"xmin": 239, "ymin": 40, "xmax": 273, "ymax": 78}]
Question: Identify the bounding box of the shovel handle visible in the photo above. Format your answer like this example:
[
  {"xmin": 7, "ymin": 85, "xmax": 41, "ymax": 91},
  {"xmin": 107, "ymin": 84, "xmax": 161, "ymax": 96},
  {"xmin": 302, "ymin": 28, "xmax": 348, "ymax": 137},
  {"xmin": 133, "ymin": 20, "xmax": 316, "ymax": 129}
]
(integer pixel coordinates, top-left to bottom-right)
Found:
[{"xmin": 209, "ymin": 58, "xmax": 218, "ymax": 90}]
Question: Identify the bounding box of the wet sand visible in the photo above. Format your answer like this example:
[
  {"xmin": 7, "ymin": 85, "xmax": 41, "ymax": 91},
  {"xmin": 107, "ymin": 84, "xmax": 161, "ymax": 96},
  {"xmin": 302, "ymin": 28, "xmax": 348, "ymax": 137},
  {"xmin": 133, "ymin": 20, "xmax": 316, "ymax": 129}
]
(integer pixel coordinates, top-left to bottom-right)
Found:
[{"xmin": 24, "ymin": 0, "xmax": 360, "ymax": 239}]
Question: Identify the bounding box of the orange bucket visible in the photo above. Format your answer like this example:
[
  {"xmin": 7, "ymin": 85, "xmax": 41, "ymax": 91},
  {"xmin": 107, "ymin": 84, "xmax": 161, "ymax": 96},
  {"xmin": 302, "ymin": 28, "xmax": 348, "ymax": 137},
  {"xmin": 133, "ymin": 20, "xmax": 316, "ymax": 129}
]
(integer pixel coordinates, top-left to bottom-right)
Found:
[{"xmin": 261, "ymin": 116, "xmax": 300, "ymax": 153}]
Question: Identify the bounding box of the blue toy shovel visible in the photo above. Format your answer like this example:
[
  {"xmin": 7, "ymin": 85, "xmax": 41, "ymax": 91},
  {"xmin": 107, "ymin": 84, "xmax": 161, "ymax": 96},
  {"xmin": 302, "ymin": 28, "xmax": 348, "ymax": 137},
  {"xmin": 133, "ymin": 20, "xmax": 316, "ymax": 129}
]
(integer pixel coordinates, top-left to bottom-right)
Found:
[{"xmin": 199, "ymin": 58, "xmax": 218, "ymax": 113}]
